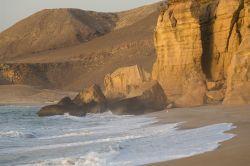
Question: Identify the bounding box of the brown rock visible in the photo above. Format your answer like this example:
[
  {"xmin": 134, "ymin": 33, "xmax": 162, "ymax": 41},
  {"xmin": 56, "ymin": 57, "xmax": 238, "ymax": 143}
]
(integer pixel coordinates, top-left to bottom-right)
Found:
[
  {"xmin": 37, "ymin": 97, "xmax": 86, "ymax": 117},
  {"xmin": 206, "ymin": 90, "xmax": 225, "ymax": 103},
  {"xmin": 174, "ymin": 81, "xmax": 206, "ymax": 107},
  {"xmin": 127, "ymin": 80, "xmax": 167, "ymax": 110},
  {"xmin": 73, "ymin": 84, "xmax": 107, "ymax": 113},
  {"xmin": 152, "ymin": 0, "xmax": 206, "ymax": 107},
  {"xmin": 0, "ymin": 9, "xmax": 117, "ymax": 59},
  {"xmin": 109, "ymin": 80, "xmax": 167, "ymax": 115},
  {"xmin": 200, "ymin": 0, "xmax": 250, "ymax": 82},
  {"xmin": 224, "ymin": 36, "xmax": 250, "ymax": 105},
  {"xmin": 104, "ymin": 65, "xmax": 151, "ymax": 100},
  {"xmin": 206, "ymin": 81, "xmax": 223, "ymax": 91}
]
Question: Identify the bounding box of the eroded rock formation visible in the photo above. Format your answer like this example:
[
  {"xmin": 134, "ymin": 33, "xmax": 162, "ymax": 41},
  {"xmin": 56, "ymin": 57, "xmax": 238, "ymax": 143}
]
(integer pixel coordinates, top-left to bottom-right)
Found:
[
  {"xmin": 153, "ymin": 0, "xmax": 250, "ymax": 106},
  {"xmin": 224, "ymin": 36, "xmax": 250, "ymax": 104},
  {"xmin": 73, "ymin": 84, "xmax": 107, "ymax": 113},
  {"xmin": 152, "ymin": 0, "xmax": 206, "ymax": 107},
  {"xmin": 109, "ymin": 80, "xmax": 167, "ymax": 115},
  {"xmin": 104, "ymin": 65, "xmax": 151, "ymax": 100}
]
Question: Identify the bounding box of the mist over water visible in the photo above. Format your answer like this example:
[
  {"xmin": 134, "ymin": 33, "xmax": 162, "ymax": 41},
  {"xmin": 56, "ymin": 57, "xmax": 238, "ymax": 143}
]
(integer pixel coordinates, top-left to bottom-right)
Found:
[{"xmin": 0, "ymin": 106, "xmax": 235, "ymax": 166}]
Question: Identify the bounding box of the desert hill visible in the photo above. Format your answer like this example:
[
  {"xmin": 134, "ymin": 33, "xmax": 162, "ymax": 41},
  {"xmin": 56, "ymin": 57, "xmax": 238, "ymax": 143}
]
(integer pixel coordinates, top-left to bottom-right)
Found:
[
  {"xmin": 0, "ymin": 9, "xmax": 117, "ymax": 60},
  {"xmin": 0, "ymin": 3, "xmax": 160, "ymax": 91}
]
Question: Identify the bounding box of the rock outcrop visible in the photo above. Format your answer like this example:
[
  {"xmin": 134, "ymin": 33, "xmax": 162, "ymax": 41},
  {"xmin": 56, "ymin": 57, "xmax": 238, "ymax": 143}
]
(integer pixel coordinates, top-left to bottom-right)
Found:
[
  {"xmin": 104, "ymin": 65, "xmax": 151, "ymax": 100},
  {"xmin": 73, "ymin": 84, "xmax": 107, "ymax": 113},
  {"xmin": 109, "ymin": 80, "xmax": 167, "ymax": 115},
  {"xmin": 38, "ymin": 84, "xmax": 107, "ymax": 116},
  {"xmin": 38, "ymin": 97, "xmax": 86, "ymax": 117},
  {"xmin": 200, "ymin": 0, "xmax": 245, "ymax": 81},
  {"xmin": 152, "ymin": 0, "xmax": 250, "ymax": 106},
  {"xmin": 224, "ymin": 36, "xmax": 250, "ymax": 104},
  {"xmin": 152, "ymin": 0, "xmax": 206, "ymax": 107}
]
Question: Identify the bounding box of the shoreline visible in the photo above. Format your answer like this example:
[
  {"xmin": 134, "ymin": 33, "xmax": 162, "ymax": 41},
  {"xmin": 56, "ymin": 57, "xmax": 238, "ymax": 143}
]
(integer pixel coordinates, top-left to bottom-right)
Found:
[
  {"xmin": 146, "ymin": 104, "xmax": 250, "ymax": 166},
  {"xmin": 1, "ymin": 103, "xmax": 249, "ymax": 165}
]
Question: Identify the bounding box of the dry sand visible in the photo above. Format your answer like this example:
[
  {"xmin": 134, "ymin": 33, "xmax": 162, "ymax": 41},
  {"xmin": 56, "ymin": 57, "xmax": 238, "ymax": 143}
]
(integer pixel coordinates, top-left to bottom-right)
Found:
[{"xmin": 146, "ymin": 104, "xmax": 250, "ymax": 166}]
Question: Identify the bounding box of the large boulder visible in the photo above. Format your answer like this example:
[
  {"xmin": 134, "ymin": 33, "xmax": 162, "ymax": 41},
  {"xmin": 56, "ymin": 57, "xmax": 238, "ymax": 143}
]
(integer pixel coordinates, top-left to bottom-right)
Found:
[
  {"xmin": 73, "ymin": 84, "xmax": 107, "ymax": 113},
  {"xmin": 152, "ymin": 0, "xmax": 206, "ymax": 107},
  {"xmin": 109, "ymin": 80, "xmax": 167, "ymax": 115},
  {"xmin": 104, "ymin": 65, "xmax": 151, "ymax": 100},
  {"xmin": 37, "ymin": 97, "xmax": 86, "ymax": 117},
  {"xmin": 223, "ymin": 36, "xmax": 250, "ymax": 105}
]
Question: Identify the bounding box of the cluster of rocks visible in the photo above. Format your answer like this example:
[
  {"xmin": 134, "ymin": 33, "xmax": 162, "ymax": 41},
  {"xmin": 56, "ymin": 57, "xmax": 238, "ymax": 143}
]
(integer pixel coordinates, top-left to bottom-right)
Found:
[{"xmin": 38, "ymin": 65, "xmax": 167, "ymax": 116}]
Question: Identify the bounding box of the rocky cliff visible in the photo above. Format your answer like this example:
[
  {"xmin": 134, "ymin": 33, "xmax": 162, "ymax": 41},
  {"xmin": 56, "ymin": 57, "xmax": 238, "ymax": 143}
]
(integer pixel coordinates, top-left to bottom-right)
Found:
[
  {"xmin": 153, "ymin": 0, "xmax": 250, "ymax": 106},
  {"xmin": 224, "ymin": 35, "xmax": 250, "ymax": 104},
  {"xmin": 152, "ymin": 0, "xmax": 206, "ymax": 106}
]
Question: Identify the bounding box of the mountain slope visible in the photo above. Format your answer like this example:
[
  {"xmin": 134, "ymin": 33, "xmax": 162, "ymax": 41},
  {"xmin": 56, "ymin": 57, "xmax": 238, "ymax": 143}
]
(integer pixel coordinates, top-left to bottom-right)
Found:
[
  {"xmin": 0, "ymin": 9, "xmax": 117, "ymax": 60},
  {"xmin": 0, "ymin": 3, "xmax": 160, "ymax": 91}
]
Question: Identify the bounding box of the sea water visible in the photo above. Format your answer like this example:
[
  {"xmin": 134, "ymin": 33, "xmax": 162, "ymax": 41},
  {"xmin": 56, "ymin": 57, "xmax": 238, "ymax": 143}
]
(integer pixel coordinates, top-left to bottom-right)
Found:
[{"xmin": 0, "ymin": 105, "xmax": 235, "ymax": 166}]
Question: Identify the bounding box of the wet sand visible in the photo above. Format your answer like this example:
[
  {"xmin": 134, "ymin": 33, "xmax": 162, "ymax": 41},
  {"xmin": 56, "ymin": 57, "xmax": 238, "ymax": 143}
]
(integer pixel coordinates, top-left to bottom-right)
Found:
[{"xmin": 146, "ymin": 104, "xmax": 250, "ymax": 166}]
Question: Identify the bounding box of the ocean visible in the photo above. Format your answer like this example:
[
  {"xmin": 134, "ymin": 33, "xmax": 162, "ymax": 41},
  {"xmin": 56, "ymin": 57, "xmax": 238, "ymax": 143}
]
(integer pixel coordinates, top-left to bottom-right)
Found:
[{"xmin": 0, "ymin": 105, "xmax": 235, "ymax": 166}]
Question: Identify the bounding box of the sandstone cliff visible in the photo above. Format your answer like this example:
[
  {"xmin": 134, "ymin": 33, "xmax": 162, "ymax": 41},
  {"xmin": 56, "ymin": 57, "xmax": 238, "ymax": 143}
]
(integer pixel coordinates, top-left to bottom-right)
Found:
[
  {"xmin": 152, "ymin": 0, "xmax": 206, "ymax": 106},
  {"xmin": 224, "ymin": 36, "xmax": 250, "ymax": 104},
  {"xmin": 152, "ymin": 0, "xmax": 250, "ymax": 106}
]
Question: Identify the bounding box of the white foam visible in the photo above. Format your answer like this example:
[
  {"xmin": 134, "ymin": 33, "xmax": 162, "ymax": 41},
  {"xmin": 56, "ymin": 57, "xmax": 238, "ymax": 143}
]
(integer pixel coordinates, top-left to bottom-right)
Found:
[
  {"xmin": 39, "ymin": 131, "xmax": 92, "ymax": 140},
  {"xmin": 0, "ymin": 106, "xmax": 236, "ymax": 166},
  {"xmin": 16, "ymin": 123, "xmax": 235, "ymax": 166},
  {"xmin": 0, "ymin": 131, "xmax": 36, "ymax": 138}
]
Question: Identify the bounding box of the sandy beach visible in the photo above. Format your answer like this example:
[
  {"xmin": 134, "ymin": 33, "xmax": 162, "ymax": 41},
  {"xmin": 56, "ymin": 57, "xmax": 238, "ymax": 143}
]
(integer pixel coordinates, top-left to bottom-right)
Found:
[{"xmin": 146, "ymin": 104, "xmax": 250, "ymax": 166}]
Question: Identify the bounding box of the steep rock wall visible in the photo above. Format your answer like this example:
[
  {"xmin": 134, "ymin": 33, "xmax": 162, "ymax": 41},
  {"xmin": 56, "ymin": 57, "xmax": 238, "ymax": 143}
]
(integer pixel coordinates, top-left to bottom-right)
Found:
[
  {"xmin": 200, "ymin": 0, "xmax": 245, "ymax": 81},
  {"xmin": 153, "ymin": 0, "xmax": 250, "ymax": 106},
  {"xmin": 152, "ymin": 0, "xmax": 206, "ymax": 106},
  {"xmin": 224, "ymin": 35, "xmax": 250, "ymax": 104}
]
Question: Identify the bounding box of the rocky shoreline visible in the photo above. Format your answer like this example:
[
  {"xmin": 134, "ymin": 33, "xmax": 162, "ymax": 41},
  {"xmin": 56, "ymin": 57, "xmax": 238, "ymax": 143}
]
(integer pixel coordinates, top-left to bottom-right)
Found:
[
  {"xmin": 39, "ymin": 0, "xmax": 250, "ymax": 116},
  {"xmin": 38, "ymin": 66, "xmax": 167, "ymax": 116}
]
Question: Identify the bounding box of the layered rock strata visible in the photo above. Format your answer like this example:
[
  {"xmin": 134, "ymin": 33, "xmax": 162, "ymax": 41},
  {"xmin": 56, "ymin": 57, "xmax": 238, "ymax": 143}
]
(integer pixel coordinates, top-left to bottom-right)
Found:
[
  {"xmin": 152, "ymin": 0, "xmax": 206, "ymax": 106},
  {"xmin": 153, "ymin": 0, "xmax": 250, "ymax": 106},
  {"xmin": 224, "ymin": 36, "xmax": 250, "ymax": 104}
]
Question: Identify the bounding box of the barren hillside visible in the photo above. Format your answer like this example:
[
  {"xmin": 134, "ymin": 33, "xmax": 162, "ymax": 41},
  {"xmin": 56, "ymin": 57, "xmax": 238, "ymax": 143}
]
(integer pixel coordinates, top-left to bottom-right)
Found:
[{"xmin": 0, "ymin": 2, "xmax": 160, "ymax": 91}]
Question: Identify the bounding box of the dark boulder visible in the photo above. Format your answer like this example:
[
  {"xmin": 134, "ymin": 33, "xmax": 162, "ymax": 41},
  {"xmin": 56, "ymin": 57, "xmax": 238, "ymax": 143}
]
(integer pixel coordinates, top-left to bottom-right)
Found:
[
  {"xmin": 109, "ymin": 81, "xmax": 167, "ymax": 115},
  {"xmin": 73, "ymin": 84, "xmax": 107, "ymax": 113},
  {"xmin": 37, "ymin": 97, "xmax": 86, "ymax": 117}
]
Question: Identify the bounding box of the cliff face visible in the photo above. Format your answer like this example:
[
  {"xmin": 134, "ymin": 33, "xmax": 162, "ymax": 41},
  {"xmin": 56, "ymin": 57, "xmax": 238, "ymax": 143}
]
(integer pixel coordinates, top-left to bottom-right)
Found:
[
  {"xmin": 200, "ymin": 0, "xmax": 246, "ymax": 81},
  {"xmin": 152, "ymin": 0, "xmax": 206, "ymax": 106},
  {"xmin": 224, "ymin": 36, "xmax": 250, "ymax": 104},
  {"xmin": 153, "ymin": 0, "xmax": 250, "ymax": 106}
]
